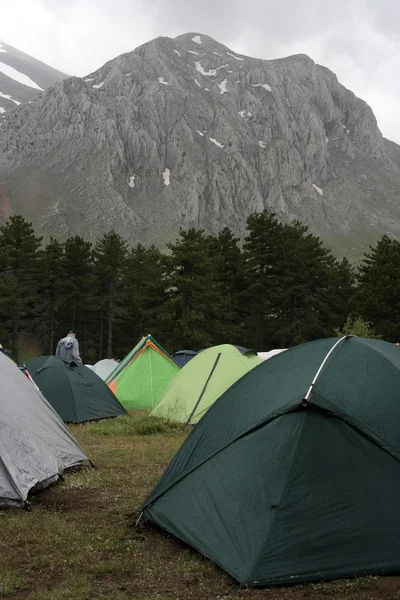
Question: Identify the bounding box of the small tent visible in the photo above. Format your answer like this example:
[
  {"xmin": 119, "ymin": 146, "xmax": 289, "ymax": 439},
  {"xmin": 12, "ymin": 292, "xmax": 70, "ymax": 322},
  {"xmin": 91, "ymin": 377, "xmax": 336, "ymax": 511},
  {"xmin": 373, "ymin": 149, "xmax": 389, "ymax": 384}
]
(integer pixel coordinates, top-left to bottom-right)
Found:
[
  {"xmin": 92, "ymin": 358, "xmax": 119, "ymax": 381},
  {"xmin": 0, "ymin": 352, "xmax": 88, "ymax": 507},
  {"xmin": 141, "ymin": 337, "xmax": 400, "ymax": 586},
  {"xmin": 172, "ymin": 350, "xmax": 197, "ymax": 368},
  {"xmin": 151, "ymin": 344, "xmax": 262, "ymax": 424},
  {"xmin": 106, "ymin": 335, "xmax": 179, "ymax": 410},
  {"xmin": 257, "ymin": 349, "xmax": 286, "ymax": 361},
  {"xmin": 26, "ymin": 356, "xmax": 127, "ymax": 423}
]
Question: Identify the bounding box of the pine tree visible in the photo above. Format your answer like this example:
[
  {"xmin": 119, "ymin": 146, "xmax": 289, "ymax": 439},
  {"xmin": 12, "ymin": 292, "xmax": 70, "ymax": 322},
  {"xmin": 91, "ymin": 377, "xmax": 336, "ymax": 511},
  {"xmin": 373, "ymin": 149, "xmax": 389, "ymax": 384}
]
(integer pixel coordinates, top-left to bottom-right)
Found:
[
  {"xmin": 355, "ymin": 235, "xmax": 400, "ymax": 340},
  {"xmin": 272, "ymin": 222, "xmax": 351, "ymax": 346},
  {"xmin": 155, "ymin": 228, "xmax": 227, "ymax": 351},
  {"xmin": 208, "ymin": 227, "xmax": 244, "ymax": 343},
  {"xmin": 58, "ymin": 236, "xmax": 93, "ymax": 359},
  {"xmin": 0, "ymin": 216, "xmax": 42, "ymax": 358},
  {"xmin": 35, "ymin": 238, "xmax": 66, "ymax": 354},
  {"xmin": 241, "ymin": 211, "xmax": 284, "ymax": 349},
  {"xmin": 93, "ymin": 231, "xmax": 128, "ymax": 358},
  {"xmin": 121, "ymin": 244, "xmax": 167, "ymax": 351}
]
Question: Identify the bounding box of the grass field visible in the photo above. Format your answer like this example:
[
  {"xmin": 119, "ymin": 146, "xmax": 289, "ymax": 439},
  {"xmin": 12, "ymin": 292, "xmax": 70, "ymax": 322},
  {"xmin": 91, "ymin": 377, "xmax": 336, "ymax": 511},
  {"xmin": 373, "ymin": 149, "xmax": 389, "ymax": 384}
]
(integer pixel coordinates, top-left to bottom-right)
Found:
[{"xmin": 1, "ymin": 414, "xmax": 399, "ymax": 600}]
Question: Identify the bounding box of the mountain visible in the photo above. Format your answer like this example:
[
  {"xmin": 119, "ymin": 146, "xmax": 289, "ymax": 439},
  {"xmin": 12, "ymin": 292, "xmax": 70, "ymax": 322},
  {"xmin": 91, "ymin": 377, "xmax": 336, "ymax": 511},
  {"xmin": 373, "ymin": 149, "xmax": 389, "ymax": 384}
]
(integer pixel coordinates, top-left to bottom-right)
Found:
[
  {"xmin": 0, "ymin": 41, "xmax": 68, "ymax": 121},
  {"xmin": 0, "ymin": 33, "xmax": 399, "ymax": 256}
]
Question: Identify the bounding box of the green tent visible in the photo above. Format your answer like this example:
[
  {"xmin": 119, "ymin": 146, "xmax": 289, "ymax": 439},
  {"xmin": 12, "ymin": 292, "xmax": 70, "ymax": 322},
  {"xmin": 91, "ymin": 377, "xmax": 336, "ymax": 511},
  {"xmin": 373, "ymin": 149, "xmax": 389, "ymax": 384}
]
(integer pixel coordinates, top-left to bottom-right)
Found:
[
  {"xmin": 141, "ymin": 337, "xmax": 400, "ymax": 586},
  {"xmin": 106, "ymin": 335, "xmax": 180, "ymax": 410},
  {"xmin": 26, "ymin": 356, "xmax": 127, "ymax": 423},
  {"xmin": 151, "ymin": 344, "xmax": 261, "ymax": 424}
]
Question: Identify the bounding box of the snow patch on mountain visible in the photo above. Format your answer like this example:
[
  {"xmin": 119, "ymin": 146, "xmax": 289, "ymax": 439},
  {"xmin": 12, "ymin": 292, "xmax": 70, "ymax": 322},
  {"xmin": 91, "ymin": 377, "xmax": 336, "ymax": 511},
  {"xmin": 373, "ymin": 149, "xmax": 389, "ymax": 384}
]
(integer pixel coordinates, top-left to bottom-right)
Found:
[
  {"xmin": 163, "ymin": 168, "xmax": 171, "ymax": 186},
  {"xmin": 313, "ymin": 184, "xmax": 323, "ymax": 196},
  {"xmin": 218, "ymin": 79, "xmax": 228, "ymax": 94},
  {"xmin": 0, "ymin": 91, "xmax": 20, "ymax": 105},
  {"xmin": 226, "ymin": 51, "xmax": 243, "ymax": 61},
  {"xmin": 129, "ymin": 175, "xmax": 136, "ymax": 188},
  {"xmin": 192, "ymin": 35, "xmax": 202, "ymax": 44},
  {"xmin": 251, "ymin": 83, "xmax": 272, "ymax": 91},
  {"xmin": 209, "ymin": 137, "xmax": 224, "ymax": 148},
  {"xmin": 195, "ymin": 62, "xmax": 217, "ymax": 77},
  {"xmin": 92, "ymin": 81, "xmax": 105, "ymax": 89},
  {"xmin": 0, "ymin": 61, "xmax": 43, "ymax": 90},
  {"xmin": 158, "ymin": 77, "xmax": 169, "ymax": 85}
]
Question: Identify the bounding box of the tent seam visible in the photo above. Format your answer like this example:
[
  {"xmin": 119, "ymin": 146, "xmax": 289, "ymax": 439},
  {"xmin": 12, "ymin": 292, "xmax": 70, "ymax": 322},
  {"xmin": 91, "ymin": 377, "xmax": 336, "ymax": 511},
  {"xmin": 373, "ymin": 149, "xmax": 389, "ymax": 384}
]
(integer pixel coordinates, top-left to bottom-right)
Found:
[
  {"xmin": 141, "ymin": 400, "xmax": 303, "ymax": 510},
  {"xmin": 245, "ymin": 410, "xmax": 306, "ymax": 584}
]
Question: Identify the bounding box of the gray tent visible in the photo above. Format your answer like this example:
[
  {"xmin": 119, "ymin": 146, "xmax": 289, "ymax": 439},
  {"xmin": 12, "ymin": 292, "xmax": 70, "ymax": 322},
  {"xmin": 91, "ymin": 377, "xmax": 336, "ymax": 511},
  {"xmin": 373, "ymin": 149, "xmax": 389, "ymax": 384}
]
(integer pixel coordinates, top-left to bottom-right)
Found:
[{"xmin": 0, "ymin": 352, "xmax": 88, "ymax": 508}]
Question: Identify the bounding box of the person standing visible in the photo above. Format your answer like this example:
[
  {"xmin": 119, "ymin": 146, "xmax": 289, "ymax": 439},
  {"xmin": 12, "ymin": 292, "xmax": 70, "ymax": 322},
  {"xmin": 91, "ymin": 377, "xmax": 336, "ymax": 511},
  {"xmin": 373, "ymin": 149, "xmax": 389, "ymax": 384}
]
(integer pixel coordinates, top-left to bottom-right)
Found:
[{"xmin": 55, "ymin": 330, "xmax": 82, "ymax": 362}]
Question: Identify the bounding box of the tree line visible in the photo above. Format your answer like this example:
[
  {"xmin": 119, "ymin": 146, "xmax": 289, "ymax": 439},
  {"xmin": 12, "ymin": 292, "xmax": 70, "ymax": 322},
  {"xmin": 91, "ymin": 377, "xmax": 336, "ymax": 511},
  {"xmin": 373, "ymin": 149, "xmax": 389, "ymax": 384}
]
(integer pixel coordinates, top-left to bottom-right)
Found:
[{"xmin": 0, "ymin": 212, "xmax": 396, "ymax": 362}]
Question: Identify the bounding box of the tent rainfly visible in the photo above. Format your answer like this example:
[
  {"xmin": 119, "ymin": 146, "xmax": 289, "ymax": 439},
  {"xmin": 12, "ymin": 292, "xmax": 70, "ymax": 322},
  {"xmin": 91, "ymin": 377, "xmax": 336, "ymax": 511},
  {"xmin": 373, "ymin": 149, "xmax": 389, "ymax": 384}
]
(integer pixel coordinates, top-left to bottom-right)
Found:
[
  {"xmin": 26, "ymin": 356, "xmax": 127, "ymax": 423},
  {"xmin": 0, "ymin": 352, "xmax": 88, "ymax": 507},
  {"xmin": 141, "ymin": 337, "xmax": 400, "ymax": 586},
  {"xmin": 172, "ymin": 350, "xmax": 197, "ymax": 368},
  {"xmin": 151, "ymin": 344, "xmax": 261, "ymax": 424},
  {"xmin": 257, "ymin": 349, "xmax": 286, "ymax": 361},
  {"xmin": 106, "ymin": 335, "xmax": 180, "ymax": 410},
  {"xmin": 91, "ymin": 358, "xmax": 119, "ymax": 381}
]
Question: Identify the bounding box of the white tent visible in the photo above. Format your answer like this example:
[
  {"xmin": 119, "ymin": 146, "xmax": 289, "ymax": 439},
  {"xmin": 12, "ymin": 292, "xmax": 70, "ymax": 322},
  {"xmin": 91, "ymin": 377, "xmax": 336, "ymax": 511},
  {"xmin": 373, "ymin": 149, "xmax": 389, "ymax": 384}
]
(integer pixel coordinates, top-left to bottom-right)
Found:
[
  {"xmin": 92, "ymin": 358, "xmax": 119, "ymax": 381},
  {"xmin": 257, "ymin": 349, "xmax": 286, "ymax": 361},
  {"xmin": 0, "ymin": 352, "xmax": 88, "ymax": 507}
]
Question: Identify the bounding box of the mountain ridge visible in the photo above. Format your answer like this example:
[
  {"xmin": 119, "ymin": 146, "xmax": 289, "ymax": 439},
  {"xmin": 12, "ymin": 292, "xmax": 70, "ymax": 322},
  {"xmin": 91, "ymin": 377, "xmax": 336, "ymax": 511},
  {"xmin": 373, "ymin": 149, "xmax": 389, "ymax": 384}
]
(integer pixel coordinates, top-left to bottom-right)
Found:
[
  {"xmin": 0, "ymin": 32, "xmax": 399, "ymax": 256},
  {"xmin": 0, "ymin": 40, "xmax": 68, "ymax": 120}
]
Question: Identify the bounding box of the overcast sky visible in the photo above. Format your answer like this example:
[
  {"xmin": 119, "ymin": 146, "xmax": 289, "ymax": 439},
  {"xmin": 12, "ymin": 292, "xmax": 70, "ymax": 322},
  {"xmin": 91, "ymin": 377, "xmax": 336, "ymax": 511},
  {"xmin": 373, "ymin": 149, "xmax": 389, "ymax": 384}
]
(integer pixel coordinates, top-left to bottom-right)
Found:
[{"xmin": 1, "ymin": 0, "xmax": 399, "ymax": 142}]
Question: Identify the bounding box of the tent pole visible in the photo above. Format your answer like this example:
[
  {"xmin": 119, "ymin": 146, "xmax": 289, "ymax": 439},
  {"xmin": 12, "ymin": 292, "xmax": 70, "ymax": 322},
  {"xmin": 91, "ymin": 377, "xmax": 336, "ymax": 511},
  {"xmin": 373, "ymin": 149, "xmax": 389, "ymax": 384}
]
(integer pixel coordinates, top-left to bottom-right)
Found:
[
  {"xmin": 303, "ymin": 336, "xmax": 352, "ymax": 404},
  {"xmin": 186, "ymin": 353, "xmax": 222, "ymax": 425}
]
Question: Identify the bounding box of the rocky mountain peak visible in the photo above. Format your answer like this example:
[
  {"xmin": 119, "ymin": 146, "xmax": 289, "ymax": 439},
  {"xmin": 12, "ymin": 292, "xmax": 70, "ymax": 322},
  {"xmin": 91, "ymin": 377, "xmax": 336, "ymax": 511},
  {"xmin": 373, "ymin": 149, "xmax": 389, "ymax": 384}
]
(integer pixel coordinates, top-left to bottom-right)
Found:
[
  {"xmin": 0, "ymin": 41, "xmax": 68, "ymax": 122},
  {"xmin": 0, "ymin": 32, "xmax": 399, "ymax": 257}
]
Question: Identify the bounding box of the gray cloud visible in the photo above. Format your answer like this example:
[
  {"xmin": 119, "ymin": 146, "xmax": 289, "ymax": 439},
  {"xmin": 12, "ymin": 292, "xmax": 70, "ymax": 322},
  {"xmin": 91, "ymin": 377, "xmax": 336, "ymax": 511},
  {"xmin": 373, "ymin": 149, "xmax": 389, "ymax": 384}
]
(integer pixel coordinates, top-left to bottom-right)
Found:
[{"xmin": 1, "ymin": 0, "xmax": 399, "ymax": 142}]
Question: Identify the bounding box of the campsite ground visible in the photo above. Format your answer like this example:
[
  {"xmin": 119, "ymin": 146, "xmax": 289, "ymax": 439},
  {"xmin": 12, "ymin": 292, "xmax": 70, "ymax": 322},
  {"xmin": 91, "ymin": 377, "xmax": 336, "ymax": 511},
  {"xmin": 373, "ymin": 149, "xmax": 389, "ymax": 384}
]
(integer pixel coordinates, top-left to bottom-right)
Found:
[{"xmin": 1, "ymin": 415, "xmax": 400, "ymax": 600}]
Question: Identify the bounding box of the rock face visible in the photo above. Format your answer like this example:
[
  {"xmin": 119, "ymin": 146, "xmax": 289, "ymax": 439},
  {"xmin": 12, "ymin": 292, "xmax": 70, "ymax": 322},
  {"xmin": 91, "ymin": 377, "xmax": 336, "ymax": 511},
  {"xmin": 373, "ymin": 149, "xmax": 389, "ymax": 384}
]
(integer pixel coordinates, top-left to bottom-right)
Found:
[
  {"xmin": 0, "ymin": 41, "xmax": 68, "ymax": 121},
  {"xmin": 1, "ymin": 32, "xmax": 400, "ymax": 255}
]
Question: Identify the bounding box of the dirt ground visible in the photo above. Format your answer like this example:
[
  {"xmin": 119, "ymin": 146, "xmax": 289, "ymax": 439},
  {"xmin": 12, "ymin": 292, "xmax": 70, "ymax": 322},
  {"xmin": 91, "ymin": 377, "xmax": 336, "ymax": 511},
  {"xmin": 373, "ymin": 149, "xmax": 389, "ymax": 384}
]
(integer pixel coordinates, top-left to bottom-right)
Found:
[{"xmin": 1, "ymin": 415, "xmax": 400, "ymax": 600}]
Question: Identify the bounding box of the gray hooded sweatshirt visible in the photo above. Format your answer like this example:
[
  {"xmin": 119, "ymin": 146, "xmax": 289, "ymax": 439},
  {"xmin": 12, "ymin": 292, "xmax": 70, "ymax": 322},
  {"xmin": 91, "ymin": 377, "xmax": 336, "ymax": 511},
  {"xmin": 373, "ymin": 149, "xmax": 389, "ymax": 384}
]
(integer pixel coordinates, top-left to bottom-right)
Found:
[{"xmin": 55, "ymin": 336, "xmax": 82, "ymax": 362}]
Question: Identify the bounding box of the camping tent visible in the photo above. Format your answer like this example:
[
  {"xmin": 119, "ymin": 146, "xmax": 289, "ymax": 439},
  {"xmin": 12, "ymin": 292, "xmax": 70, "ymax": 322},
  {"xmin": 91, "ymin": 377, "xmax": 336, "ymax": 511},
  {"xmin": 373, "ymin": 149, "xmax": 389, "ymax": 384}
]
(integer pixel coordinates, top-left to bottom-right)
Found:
[
  {"xmin": 151, "ymin": 344, "xmax": 262, "ymax": 424},
  {"xmin": 92, "ymin": 358, "xmax": 119, "ymax": 380},
  {"xmin": 106, "ymin": 335, "xmax": 180, "ymax": 410},
  {"xmin": 172, "ymin": 350, "xmax": 197, "ymax": 368},
  {"xmin": 26, "ymin": 356, "xmax": 127, "ymax": 423},
  {"xmin": 141, "ymin": 336, "xmax": 400, "ymax": 586},
  {"xmin": 0, "ymin": 352, "xmax": 88, "ymax": 507},
  {"xmin": 257, "ymin": 349, "xmax": 286, "ymax": 361}
]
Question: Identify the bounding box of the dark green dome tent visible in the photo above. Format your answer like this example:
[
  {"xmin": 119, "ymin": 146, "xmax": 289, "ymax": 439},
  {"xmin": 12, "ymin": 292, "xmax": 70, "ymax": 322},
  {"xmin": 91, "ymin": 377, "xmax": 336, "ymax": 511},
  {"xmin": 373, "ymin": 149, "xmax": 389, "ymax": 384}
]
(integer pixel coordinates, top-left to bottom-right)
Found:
[
  {"xmin": 141, "ymin": 336, "xmax": 400, "ymax": 586},
  {"xmin": 26, "ymin": 356, "xmax": 127, "ymax": 423}
]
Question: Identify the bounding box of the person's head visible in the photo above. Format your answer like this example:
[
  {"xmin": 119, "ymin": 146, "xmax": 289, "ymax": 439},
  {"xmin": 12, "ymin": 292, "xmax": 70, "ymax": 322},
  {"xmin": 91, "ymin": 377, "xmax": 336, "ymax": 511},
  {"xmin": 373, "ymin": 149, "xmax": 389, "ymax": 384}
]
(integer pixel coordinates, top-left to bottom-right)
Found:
[{"xmin": 68, "ymin": 330, "xmax": 77, "ymax": 338}]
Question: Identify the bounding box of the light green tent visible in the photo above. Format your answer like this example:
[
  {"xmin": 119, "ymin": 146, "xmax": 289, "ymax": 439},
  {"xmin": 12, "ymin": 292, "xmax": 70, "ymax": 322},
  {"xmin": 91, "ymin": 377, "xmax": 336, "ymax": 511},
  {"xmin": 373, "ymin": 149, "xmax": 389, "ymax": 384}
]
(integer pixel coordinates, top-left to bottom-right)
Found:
[
  {"xmin": 106, "ymin": 335, "xmax": 180, "ymax": 410},
  {"xmin": 151, "ymin": 344, "xmax": 262, "ymax": 424}
]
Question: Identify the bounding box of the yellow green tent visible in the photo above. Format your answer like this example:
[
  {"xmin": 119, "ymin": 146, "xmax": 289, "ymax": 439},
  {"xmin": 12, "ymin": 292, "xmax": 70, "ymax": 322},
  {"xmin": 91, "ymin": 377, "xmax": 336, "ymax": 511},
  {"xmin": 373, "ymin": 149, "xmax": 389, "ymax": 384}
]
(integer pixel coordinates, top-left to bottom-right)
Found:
[{"xmin": 151, "ymin": 344, "xmax": 261, "ymax": 424}]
